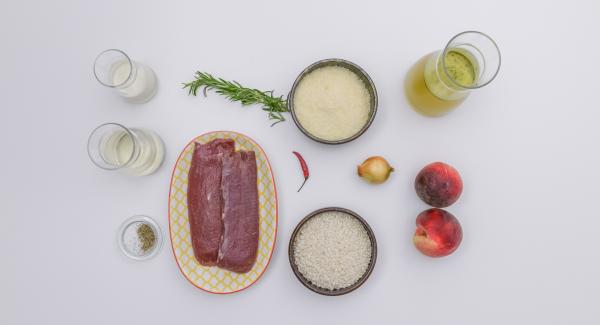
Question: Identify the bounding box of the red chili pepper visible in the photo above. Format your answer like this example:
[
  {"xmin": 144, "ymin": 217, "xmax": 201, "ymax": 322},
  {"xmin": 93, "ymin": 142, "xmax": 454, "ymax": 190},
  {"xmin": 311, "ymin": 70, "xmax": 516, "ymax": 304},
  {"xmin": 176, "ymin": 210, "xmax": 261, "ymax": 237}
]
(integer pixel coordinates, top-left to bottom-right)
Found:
[{"xmin": 292, "ymin": 151, "xmax": 309, "ymax": 192}]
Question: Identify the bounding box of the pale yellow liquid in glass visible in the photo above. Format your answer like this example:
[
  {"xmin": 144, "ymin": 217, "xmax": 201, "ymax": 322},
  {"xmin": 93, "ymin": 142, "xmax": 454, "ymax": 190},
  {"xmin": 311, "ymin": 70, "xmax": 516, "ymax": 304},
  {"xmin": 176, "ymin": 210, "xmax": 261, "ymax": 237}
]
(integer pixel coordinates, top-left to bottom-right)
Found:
[
  {"xmin": 100, "ymin": 129, "xmax": 164, "ymax": 176},
  {"xmin": 101, "ymin": 131, "xmax": 133, "ymax": 166},
  {"xmin": 442, "ymin": 51, "xmax": 477, "ymax": 87},
  {"xmin": 405, "ymin": 50, "xmax": 478, "ymax": 117}
]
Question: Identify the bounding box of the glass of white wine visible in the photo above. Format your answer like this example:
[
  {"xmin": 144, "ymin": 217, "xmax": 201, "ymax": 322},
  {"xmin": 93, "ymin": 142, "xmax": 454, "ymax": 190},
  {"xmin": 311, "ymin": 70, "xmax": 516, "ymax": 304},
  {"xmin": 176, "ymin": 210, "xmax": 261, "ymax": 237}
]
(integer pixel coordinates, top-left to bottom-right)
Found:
[
  {"xmin": 405, "ymin": 31, "xmax": 501, "ymax": 117},
  {"xmin": 87, "ymin": 123, "xmax": 165, "ymax": 176},
  {"xmin": 93, "ymin": 49, "xmax": 158, "ymax": 103}
]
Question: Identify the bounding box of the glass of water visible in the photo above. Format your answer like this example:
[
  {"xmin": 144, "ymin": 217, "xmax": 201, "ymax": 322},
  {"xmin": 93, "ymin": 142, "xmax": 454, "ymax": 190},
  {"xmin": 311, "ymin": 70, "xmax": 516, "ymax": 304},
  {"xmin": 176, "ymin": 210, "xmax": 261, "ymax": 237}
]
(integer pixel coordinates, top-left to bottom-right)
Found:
[
  {"xmin": 87, "ymin": 123, "xmax": 165, "ymax": 176},
  {"xmin": 93, "ymin": 49, "xmax": 158, "ymax": 103}
]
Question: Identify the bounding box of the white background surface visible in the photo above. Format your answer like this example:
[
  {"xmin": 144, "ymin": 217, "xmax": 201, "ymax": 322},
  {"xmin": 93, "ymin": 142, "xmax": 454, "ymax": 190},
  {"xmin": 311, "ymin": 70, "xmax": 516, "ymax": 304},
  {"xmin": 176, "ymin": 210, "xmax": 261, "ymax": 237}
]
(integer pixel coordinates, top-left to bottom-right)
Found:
[{"xmin": 3, "ymin": 0, "xmax": 600, "ymax": 324}]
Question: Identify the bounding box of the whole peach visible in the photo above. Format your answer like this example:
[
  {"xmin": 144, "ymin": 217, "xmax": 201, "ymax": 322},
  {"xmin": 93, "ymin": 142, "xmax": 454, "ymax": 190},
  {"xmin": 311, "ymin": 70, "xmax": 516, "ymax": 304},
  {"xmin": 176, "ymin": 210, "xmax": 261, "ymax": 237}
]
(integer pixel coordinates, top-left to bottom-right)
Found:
[
  {"xmin": 415, "ymin": 162, "xmax": 463, "ymax": 207},
  {"xmin": 413, "ymin": 208, "xmax": 463, "ymax": 257}
]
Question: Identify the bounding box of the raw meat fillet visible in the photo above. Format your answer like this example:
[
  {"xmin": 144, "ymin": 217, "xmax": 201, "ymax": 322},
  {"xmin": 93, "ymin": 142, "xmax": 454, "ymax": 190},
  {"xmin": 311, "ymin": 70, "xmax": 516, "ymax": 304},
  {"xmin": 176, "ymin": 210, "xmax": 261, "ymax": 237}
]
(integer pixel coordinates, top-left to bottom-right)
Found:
[
  {"xmin": 187, "ymin": 139, "xmax": 235, "ymax": 266},
  {"xmin": 217, "ymin": 150, "xmax": 259, "ymax": 273}
]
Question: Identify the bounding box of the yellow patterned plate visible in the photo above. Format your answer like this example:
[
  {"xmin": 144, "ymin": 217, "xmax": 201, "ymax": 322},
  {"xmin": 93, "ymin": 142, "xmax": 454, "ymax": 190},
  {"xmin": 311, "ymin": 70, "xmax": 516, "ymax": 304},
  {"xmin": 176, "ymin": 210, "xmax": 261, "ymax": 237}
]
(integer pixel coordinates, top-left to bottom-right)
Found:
[{"xmin": 168, "ymin": 131, "xmax": 278, "ymax": 294}]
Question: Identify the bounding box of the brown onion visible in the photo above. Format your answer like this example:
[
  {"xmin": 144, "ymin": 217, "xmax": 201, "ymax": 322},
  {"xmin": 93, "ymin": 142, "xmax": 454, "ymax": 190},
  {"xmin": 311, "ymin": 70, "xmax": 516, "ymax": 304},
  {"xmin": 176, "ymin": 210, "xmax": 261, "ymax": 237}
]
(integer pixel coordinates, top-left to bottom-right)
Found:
[{"xmin": 357, "ymin": 156, "xmax": 394, "ymax": 184}]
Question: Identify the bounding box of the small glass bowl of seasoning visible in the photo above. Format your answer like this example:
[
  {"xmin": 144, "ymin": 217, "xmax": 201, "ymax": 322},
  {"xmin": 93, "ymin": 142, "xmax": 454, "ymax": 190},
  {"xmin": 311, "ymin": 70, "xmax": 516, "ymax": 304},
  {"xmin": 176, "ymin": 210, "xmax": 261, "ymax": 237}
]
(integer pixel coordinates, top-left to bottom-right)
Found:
[{"xmin": 118, "ymin": 215, "xmax": 163, "ymax": 260}]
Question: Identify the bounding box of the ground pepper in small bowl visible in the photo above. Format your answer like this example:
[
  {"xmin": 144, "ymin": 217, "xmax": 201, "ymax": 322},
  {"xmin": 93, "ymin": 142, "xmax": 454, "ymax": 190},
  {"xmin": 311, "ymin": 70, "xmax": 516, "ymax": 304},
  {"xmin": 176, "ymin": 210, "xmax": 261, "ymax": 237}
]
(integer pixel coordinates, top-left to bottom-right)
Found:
[
  {"xmin": 118, "ymin": 215, "xmax": 163, "ymax": 261},
  {"xmin": 137, "ymin": 223, "xmax": 156, "ymax": 252}
]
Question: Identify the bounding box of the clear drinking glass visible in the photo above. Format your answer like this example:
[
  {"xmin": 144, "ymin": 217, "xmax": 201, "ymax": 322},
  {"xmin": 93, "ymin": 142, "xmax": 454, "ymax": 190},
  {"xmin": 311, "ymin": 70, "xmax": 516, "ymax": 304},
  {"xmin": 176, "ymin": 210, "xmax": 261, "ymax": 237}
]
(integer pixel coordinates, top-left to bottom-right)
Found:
[
  {"xmin": 93, "ymin": 49, "xmax": 158, "ymax": 103},
  {"xmin": 405, "ymin": 31, "xmax": 501, "ymax": 117},
  {"xmin": 87, "ymin": 123, "xmax": 165, "ymax": 176}
]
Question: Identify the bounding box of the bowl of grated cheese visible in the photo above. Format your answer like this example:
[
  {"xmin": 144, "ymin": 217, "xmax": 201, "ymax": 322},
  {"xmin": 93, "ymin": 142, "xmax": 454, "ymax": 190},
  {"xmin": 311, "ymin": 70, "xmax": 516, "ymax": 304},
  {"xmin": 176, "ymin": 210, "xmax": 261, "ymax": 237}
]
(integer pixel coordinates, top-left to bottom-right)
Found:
[
  {"xmin": 288, "ymin": 59, "xmax": 378, "ymax": 144},
  {"xmin": 288, "ymin": 207, "xmax": 377, "ymax": 296}
]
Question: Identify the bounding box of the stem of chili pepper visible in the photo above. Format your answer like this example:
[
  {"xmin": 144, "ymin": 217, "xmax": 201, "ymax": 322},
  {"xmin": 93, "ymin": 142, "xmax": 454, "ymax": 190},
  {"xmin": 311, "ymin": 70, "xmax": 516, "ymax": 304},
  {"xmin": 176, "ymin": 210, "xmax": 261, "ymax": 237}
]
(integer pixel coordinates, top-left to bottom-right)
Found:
[{"xmin": 292, "ymin": 151, "xmax": 309, "ymax": 192}]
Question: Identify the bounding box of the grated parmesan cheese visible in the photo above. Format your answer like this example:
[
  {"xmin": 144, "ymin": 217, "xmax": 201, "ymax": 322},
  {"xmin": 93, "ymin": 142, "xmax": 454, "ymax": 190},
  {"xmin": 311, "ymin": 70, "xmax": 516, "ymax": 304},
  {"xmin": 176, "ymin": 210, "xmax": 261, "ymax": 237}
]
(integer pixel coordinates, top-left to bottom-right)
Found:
[
  {"xmin": 293, "ymin": 66, "xmax": 371, "ymax": 141},
  {"xmin": 293, "ymin": 211, "xmax": 372, "ymax": 290}
]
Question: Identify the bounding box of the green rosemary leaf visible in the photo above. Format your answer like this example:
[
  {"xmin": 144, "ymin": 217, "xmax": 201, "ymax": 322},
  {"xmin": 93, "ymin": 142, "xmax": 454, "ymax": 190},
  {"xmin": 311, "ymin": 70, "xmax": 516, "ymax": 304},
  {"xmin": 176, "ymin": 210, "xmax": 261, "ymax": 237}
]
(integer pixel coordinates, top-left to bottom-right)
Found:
[{"xmin": 183, "ymin": 72, "xmax": 288, "ymax": 126}]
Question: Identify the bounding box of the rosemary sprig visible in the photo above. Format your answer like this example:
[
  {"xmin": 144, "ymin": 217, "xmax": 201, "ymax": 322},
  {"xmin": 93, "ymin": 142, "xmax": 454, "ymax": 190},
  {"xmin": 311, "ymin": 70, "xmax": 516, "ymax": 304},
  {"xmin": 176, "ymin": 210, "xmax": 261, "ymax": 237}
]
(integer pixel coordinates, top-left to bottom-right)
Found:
[{"xmin": 183, "ymin": 72, "xmax": 288, "ymax": 126}]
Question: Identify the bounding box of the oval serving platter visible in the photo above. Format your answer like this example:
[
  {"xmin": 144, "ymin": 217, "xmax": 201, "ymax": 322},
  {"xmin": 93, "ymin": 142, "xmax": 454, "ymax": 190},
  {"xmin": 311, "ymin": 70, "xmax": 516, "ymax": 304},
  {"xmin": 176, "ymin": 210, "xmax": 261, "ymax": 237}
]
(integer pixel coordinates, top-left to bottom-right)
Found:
[{"xmin": 168, "ymin": 131, "xmax": 278, "ymax": 294}]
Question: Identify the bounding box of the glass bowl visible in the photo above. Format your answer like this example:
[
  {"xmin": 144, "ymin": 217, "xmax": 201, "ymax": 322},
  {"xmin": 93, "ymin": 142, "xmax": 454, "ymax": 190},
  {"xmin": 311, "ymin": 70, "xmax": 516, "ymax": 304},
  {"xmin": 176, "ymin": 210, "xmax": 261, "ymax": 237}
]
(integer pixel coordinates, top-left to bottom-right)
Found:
[{"xmin": 118, "ymin": 215, "xmax": 163, "ymax": 261}]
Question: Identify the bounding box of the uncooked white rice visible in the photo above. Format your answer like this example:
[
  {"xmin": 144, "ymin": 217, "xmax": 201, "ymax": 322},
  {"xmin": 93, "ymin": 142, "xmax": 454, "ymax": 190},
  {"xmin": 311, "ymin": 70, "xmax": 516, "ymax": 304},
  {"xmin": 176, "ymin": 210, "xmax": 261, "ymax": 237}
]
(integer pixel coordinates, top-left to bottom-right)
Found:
[{"xmin": 293, "ymin": 211, "xmax": 372, "ymax": 290}]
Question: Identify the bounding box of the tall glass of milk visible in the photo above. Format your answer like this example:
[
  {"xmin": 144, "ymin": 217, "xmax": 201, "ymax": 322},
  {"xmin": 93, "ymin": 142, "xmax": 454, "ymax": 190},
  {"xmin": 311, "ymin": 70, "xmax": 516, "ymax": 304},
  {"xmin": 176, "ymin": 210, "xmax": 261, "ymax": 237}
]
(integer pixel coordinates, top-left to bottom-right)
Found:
[
  {"xmin": 93, "ymin": 49, "xmax": 158, "ymax": 103},
  {"xmin": 87, "ymin": 123, "xmax": 165, "ymax": 176}
]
